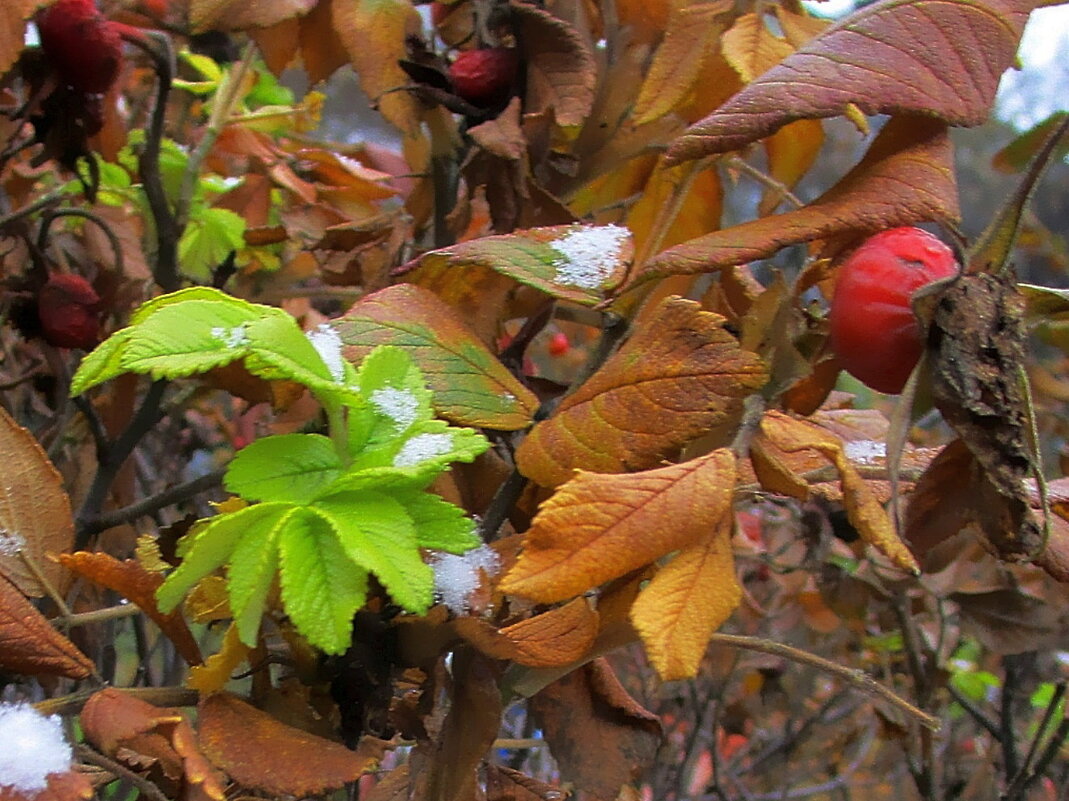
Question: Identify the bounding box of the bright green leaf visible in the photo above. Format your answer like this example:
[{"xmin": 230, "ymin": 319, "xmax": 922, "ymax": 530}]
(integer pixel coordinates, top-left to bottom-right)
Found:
[
  {"xmin": 179, "ymin": 205, "xmax": 247, "ymax": 281},
  {"xmin": 225, "ymin": 434, "xmax": 343, "ymax": 504},
  {"xmin": 392, "ymin": 490, "xmax": 480, "ymax": 552}
]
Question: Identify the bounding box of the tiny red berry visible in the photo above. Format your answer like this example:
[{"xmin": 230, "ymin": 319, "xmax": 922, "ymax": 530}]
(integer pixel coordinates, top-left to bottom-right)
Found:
[
  {"xmin": 547, "ymin": 331, "xmax": 570, "ymax": 357},
  {"xmin": 448, "ymin": 47, "xmax": 518, "ymax": 107},
  {"xmin": 828, "ymin": 227, "xmax": 958, "ymax": 394},
  {"xmin": 38, "ymin": 0, "xmax": 123, "ymax": 95},
  {"xmin": 37, "ymin": 273, "xmax": 102, "ymax": 349}
]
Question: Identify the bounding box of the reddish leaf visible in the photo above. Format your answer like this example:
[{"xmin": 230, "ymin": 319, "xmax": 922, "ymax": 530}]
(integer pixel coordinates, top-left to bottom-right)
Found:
[
  {"xmin": 516, "ymin": 297, "xmax": 766, "ymax": 487},
  {"xmin": 667, "ymin": 0, "xmax": 1038, "ymax": 162},
  {"xmin": 198, "ymin": 692, "xmax": 381, "ymax": 794},
  {"xmin": 0, "ymin": 404, "xmax": 74, "ymax": 598},
  {"xmin": 0, "ymin": 575, "xmax": 93, "ymax": 679},
  {"xmin": 529, "ymin": 659, "xmax": 662, "ymax": 800},
  {"xmin": 57, "ymin": 552, "xmax": 202, "ymax": 665},
  {"xmin": 637, "ymin": 116, "xmax": 958, "ymax": 284},
  {"xmin": 454, "ymin": 597, "xmax": 599, "ymax": 667}
]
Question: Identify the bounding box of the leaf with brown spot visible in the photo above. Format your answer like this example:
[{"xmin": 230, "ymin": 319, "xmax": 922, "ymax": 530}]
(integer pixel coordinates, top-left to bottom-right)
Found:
[
  {"xmin": 198, "ymin": 692, "xmax": 380, "ymax": 794},
  {"xmin": 502, "ymin": 449, "xmax": 737, "ymax": 603},
  {"xmin": 630, "ymin": 487, "xmax": 740, "ymax": 680},
  {"xmin": 512, "ymin": 1, "xmax": 597, "ymax": 127},
  {"xmin": 528, "ymin": 659, "xmax": 662, "ymax": 800},
  {"xmin": 334, "ymin": 283, "xmax": 539, "ymax": 430},
  {"xmin": 758, "ymin": 411, "xmax": 919, "ymax": 573},
  {"xmin": 667, "ymin": 0, "xmax": 1038, "ymax": 162},
  {"xmin": 58, "ymin": 551, "xmax": 201, "ymax": 666},
  {"xmin": 637, "ymin": 116, "xmax": 958, "ymax": 284},
  {"xmin": 0, "ymin": 404, "xmax": 74, "ymax": 597},
  {"xmin": 516, "ymin": 297, "xmax": 766, "ymax": 487},
  {"xmin": 454, "ymin": 597, "xmax": 599, "ymax": 667},
  {"xmin": 0, "ymin": 575, "xmax": 93, "ymax": 679}
]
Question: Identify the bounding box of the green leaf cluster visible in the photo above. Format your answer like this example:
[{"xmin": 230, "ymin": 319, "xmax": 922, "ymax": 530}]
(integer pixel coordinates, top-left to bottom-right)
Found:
[{"xmin": 71, "ymin": 288, "xmax": 489, "ymax": 654}]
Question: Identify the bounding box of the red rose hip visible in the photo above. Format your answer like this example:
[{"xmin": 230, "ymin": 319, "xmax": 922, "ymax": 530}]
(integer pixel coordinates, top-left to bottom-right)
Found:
[
  {"xmin": 37, "ymin": 273, "xmax": 102, "ymax": 349},
  {"xmin": 828, "ymin": 227, "xmax": 958, "ymax": 394},
  {"xmin": 448, "ymin": 47, "xmax": 518, "ymax": 107}
]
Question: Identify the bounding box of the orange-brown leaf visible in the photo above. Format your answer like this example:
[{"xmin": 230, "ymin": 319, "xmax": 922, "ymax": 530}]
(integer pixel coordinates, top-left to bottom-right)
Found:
[
  {"xmin": 759, "ymin": 411, "xmax": 919, "ymax": 573},
  {"xmin": 637, "ymin": 116, "xmax": 958, "ymax": 283},
  {"xmin": 516, "ymin": 297, "xmax": 766, "ymax": 487},
  {"xmin": 190, "ymin": 0, "xmax": 316, "ymax": 32},
  {"xmin": 0, "ymin": 575, "xmax": 92, "ymax": 679},
  {"xmin": 58, "ymin": 552, "xmax": 201, "ymax": 665},
  {"xmin": 630, "ymin": 497, "xmax": 740, "ymax": 680},
  {"xmin": 455, "ymin": 597, "xmax": 599, "ymax": 667},
  {"xmin": 186, "ymin": 623, "xmax": 250, "ymax": 694},
  {"xmin": 199, "ymin": 692, "xmax": 380, "ymax": 794},
  {"xmin": 668, "ymin": 0, "xmax": 1038, "ymax": 162},
  {"xmin": 759, "ymin": 118, "xmax": 824, "ymax": 215},
  {"xmin": 0, "ymin": 404, "xmax": 73, "ymax": 597},
  {"xmin": 721, "ymin": 12, "xmax": 794, "ymax": 83},
  {"xmin": 502, "ymin": 449, "xmax": 737, "ymax": 603}
]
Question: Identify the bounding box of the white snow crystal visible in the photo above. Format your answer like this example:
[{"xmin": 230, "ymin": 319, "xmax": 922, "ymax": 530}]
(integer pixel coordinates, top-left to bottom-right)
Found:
[
  {"xmin": 844, "ymin": 439, "xmax": 886, "ymax": 465},
  {"xmin": 210, "ymin": 325, "xmax": 249, "ymax": 349},
  {"xmin": 550, "ymin": 224, "xmax": 629, "ymax": 290},
  {"xmin": 0, "ymin": 703, "xmax": 73, "ymax": 793},
  {"xmin": 431, "ymin": 544, "xmax": 501, "ymax": 614},
  {"xmin": 393, "ymin": 433, "xmax": 453, "ymax": 467},
  {"xmin": 371, "ymin": 386, "xmax": 420, "ymax": 431},
  {"xmin": 306, "ymin": 324, "xmax": 346, "ymax": 382},
  {"xmin": 0, "ymin": 528, "xmax": 26, "ymax": 556}
]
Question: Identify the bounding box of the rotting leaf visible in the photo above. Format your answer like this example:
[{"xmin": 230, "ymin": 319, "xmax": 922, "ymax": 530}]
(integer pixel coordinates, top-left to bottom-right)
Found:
[
  {"xmin": 0, "ymin": 575, "xmax": 93, "ymax": 679},
  {"xmin": 334, "ymin": 283, "xmax": 539, "ymax": 430},
  {"xmin": 0, "ymin": 405, "xmax": 74, "ymax": 598},
  {"xmin": 630, "ymin": 506, "xmax": 740, "ymax": 680},
  {"xmin": 951, "ymin": 588, "xmax": 1064, "ymax": 655},
  {"xmin": 757, "ymin": 411, "xmax": 919, "ymax": 573},
  {"xmin": 528, "ymin": 659, "xmax": 662, "ymax": 801},
  {"xmin": 503, "ymin": 449, "xmax": 737, "ymax": 603},
  {"xmin": 636, "ymin": 116, "xmax": 958, "ymax": 285},
  {"xmin": 666, "ymin": 0, "xmax": 1038, "ymax": 162},
  {"xmin": 198, "ymin": 692, "xmax": 382, "ymax": 794},
  {"xmin": 927, "ymin": 272, "xmax": 1041, "ymax": 560},
  {"xmin": 58, "ymin": 551, "xmax": 202, "ymax": 666},
  {"xmin": 516, "ymin": 297, "xmax": 766, "ymax": 488}
]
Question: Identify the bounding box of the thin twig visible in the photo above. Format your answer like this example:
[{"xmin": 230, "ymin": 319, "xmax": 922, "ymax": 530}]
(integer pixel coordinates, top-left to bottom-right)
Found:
[
  {"xmin": 37, "ymin": 208, "xmax": 125, "ymax": 277},
  {"xmin": 725, "ymin": 155, "xmax": 805, "ymax": 211},
  {"xmin": 82, "ymin": 466, "xmax": 225, "ymax": 537},
  {"xmin": 1004, "ymin": 683, "xmax": 1068, "ymax": 801},
  {"xmin": 76, "ymin": 744, "xmax": 170, "ymax": 801},
  {"xmin": 52, "ymin": 602, "xmax": 143, "ymax": 628}
]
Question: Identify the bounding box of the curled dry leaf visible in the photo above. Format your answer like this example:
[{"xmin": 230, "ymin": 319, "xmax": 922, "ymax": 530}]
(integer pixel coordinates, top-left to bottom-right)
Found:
[
  {"xmin": 81, "ymin": 688, "xmax": 225, "ymax": 801},
  {"xmin": 198, "ymin": 692, "xmax": 383, "ymax": 794},
  {"xmin": 502, "ymin": 449, "xmax": 738, "ymax": 603},
  {"xmin": 453, "ymin": 597, "xmax": 599, "ymax": 668},
  {"xmin": 517, "ymin": 297, "xmax": 766, "ymax": 488},
  {"xmin": 638, "ymin": 116, "xmax": 958, "ymax": 284},
  {"xmin": 57, "ymin": 551, "xmax": 202, "ymax": 665},
  {"xmin": 667, "ymin": 0, "xmax": 1037, "ymax": 162},
  {"xmin": 756, "ymin": 411, "xmax": 919, "ymax": 573},
  {"xmin": 0, "ymin": 574, "xmax": 93, "ymax": 679},
  {"xmin": 528, "ymin": 658, "xmax": 662, "ymax": 801},
  {"xmin": 0, "ymin": 404, "xmax": 74, "ymax": 597}
]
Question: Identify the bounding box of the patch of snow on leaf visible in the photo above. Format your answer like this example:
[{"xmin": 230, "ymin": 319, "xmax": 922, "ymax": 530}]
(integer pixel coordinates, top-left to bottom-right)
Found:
[
  {"xmin": 393, "ymin": 432, "xmax": 453, "ymax": 467},
  {"xmin": 371, "ymin": 386, "xmax": 420, "ymax": 431},
  {"xmin": 550, "ymin": 225, "xmax": 629, "ymax": 290},
  {"xmin": 844, "ymin": 439, "xmax": 885, "ymax": 465},
  {"xmin": 0, "ymin": 703, "xmax": 73, "ymax": 793},
  {"xmin": 306, "ymin": 324, "xmax": 346, "ymax": 382},
  {"xmin": 211, "ymin": 325, "xmax": 249, "ymax": 349},
  {"xmin": 430, "ymin": 544, "xmax": 501, "ymax": 614}
]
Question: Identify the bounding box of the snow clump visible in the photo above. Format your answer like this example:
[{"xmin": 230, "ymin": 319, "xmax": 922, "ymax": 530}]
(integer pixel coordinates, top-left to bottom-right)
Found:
[{"xmin": 0, "ymin": 702, "xmax": 74, "ymax": 794}]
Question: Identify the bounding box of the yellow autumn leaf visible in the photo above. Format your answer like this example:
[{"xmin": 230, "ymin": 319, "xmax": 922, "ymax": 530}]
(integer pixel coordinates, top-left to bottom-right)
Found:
[
  {"xmin": 187, "ymin": 623, "xmax": 250, "ymax": 694},
  {"xmin": 502, "ymin": 449, "xmax": 737, "ymax": 603},
  {"xmin": 630, "ymin": 505, "xmax": 740, "ymax": 681},
  {"xmin": 721, "ymin": 12, "xmax": 794, "ymax": 84}
]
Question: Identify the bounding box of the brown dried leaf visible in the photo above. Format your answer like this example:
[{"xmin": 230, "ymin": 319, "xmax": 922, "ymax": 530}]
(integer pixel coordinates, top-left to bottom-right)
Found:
[
  {"xmin": 637, "ymin": 116, "xmax": 958, "ymax": 283},
  {"xmin": 298, "ymin": 0, "xmax": 350, "ymax": 84},
  {"xmin": 454, "ymin": 598, "xmax": 599, "ymax": 667},
  {"xmin": 57, "ymin": 552, "xmax": 201, "ymax": 665},
  {"xmin": 758, "ymin": 411, "xmax": 918, "ymax": 573},
  {"xmin": 502, "ymin": 449, "xmax": 737, "ymax": 603},
  {"xmin": 951, "ymin": 588, "xmax": 1064, "ymax": 654},
  {"xmin": 485, "ymin": 764, "xmax": 564, "ymax": 801},
  {"xmin": 512, "ymin": 0, "xmax": 597, "ymax": 127},
  {"xmin": 0, "ymin": 404, "xmax": 74, "ymax": 597},
  {"xmin": 190, "ymin": 0, "xmax": 316, "ymax": 32},
  {"xmin": 199, "ymin": 692, "xmax": 380, "ymax": 794},
  {"xmin": 667, "ymin": 0, "xmax": 1037, "ymax": 162},
  {"xmin": 528, "ymin": 659, "xmax": 661, "ymax": 800},
  {"xmin": 928, "ymin": 272, "xmax": 1041, "ymax": 560},
  {"xmin": 516, "ymin": 297, "xmax": 766, "ymax": 487},
  {"xmin": 0, "ymin": 575, "xmax": 92, "ymax": 679}
]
